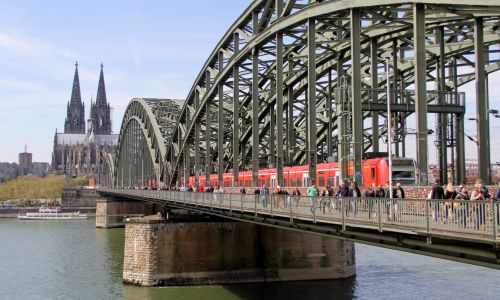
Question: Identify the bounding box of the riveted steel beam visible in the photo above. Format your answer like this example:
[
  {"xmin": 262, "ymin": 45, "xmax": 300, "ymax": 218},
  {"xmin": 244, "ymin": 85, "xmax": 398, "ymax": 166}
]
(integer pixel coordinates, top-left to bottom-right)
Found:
[
  {"xmin": 351, "ymin": 8, "xmax": 363, "ymax": 185},
  {"xmin": 475, "ymin": 17, "xmax": 491, "ymax": 185},
  {"xmin": 233, "ymin": 32, "xmax": 240, "ymax": 186},
  {"xmin": 307, "ymin": 17, "xmax": 318, "ymax": 185},
  {"xmin": 414, "ymin": 3, "xmax": 429, "ymax": 186}
]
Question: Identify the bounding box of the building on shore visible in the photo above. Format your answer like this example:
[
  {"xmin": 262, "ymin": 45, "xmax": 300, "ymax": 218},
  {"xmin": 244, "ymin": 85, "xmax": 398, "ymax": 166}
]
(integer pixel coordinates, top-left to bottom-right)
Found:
[
  {"xmin": 32, "ymin": 162, "xmax": 50, "ymax": 178},
  {"xmin": 52, "ymin": 63, "xmax": 118, "ymax": 179},
  {"xmin": 18, "ymin": 145, "xmax": 32, "ymax": 176},
  {"xmin": 428, "ymin": 160, "xmax": 499, "ymax": 184}
]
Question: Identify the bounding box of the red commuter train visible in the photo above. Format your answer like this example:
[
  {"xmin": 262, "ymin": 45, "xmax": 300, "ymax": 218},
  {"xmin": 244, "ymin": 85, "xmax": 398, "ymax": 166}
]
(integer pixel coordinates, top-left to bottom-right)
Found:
[{"xmin": 187, "ymin": 157, "xmax": 416, "ymax": 189}]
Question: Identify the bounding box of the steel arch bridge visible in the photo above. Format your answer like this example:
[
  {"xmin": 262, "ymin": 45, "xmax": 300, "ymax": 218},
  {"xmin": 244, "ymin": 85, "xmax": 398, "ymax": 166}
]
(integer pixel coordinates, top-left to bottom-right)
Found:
[
  {"xmin": 112, "ymin": 98, "xmax": 183, "ymax": 188},
  {"xmin": 107, "ymin": 0, "xmax": 500, "ymax": 188}
]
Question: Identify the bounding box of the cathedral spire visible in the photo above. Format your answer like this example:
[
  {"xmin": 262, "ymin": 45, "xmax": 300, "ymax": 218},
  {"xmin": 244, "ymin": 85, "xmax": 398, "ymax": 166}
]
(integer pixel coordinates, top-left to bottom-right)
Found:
[
  {"xmin": 65, "ymin": 62, "xmax": 85, "ymax": 134},
  {"xmin": 70, "ymin": 61, "xmax": 82, "ymax": 105},
  {"xmin": 91, "ymin": 63, "xmax": 112, "ymax": 134},
  {"xmin": 95, "ymin": 63, "xmax": 107, "ymax": 106}
]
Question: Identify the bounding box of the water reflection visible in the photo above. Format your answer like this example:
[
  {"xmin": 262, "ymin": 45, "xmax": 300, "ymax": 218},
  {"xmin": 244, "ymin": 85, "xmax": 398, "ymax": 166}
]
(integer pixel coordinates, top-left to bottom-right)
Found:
[
  {"xmin": 123, "ymin": 278, "xmax": 356, "ymax": 300},
  {"xmin": 1, "ymin": 218, "xmax": 500, "ymax": 300}
]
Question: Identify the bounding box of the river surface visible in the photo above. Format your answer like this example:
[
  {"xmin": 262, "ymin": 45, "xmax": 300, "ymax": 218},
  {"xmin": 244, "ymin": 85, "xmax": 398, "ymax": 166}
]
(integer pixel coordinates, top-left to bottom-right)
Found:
[{"xmin": 0, "ymin": 218, "xmax": 499, "ymax": 300}]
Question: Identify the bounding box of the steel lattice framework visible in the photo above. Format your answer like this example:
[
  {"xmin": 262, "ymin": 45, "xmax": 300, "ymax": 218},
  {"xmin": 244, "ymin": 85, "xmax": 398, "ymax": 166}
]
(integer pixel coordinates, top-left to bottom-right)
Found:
[
  {"xmin": 106, "ymin": 0, "xmax": 500, "ymax": 188},
  {"xmin": 113, "ymin": 98, "xmax": 183, "ymax": 187}
]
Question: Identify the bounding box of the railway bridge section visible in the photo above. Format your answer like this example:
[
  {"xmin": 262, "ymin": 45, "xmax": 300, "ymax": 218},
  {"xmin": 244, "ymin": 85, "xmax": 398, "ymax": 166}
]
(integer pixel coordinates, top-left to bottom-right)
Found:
[{"xmin": 97, "ymin": 0, "xmax": 500, "ymax": 287}]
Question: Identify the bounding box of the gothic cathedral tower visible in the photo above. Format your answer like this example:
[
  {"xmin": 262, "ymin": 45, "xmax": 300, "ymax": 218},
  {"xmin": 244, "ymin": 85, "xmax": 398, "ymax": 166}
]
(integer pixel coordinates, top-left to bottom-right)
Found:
[
  {"xmin": 64, "ymin": 62, "xmax": 86, "ymax": 133},
  {"xmin": 90, "ymin": 64, "xmax": 112, "ymax": 134}
]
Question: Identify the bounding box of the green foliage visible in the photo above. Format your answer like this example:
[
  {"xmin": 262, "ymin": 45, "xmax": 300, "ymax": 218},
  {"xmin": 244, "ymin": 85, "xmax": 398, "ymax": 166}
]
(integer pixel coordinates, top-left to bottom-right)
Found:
[
  {"xmin": 0, "ymin": 175, "xmax": 64, "ymax": 200},
  {"xmin": 68, "ymin": 176, "xmax": 88, "ymax": 187}
]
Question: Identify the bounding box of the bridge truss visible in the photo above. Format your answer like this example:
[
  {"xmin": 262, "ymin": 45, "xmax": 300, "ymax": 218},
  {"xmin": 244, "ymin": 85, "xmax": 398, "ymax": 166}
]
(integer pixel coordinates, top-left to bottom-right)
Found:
[
  {"xmin": 114, "ymin": 98, "xmax": 183, "ymax": 188},
  {"xmin": 107, "ymin": 1, "xmax": 500, "ymax": 188}
]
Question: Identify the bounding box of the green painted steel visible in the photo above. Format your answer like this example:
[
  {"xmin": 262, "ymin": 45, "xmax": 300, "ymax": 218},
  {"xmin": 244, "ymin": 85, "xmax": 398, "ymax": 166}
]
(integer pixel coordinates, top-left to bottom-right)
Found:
[{"xmin": 102, "ymin": 1, "xmax": 500, "ymax": 188}]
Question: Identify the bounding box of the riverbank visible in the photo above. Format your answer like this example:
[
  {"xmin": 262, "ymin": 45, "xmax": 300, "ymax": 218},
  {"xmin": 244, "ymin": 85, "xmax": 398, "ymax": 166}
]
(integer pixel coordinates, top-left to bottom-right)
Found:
[{"xmin": 0, "ymin": 207, "xmax": 96, "ymax": 218}]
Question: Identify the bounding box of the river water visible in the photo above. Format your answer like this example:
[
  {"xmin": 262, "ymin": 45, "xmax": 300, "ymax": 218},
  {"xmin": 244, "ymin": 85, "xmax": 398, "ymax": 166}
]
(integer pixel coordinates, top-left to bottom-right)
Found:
[{"xmin": 0, "ymin": 218, "xmax": 499, "ymax": 300}]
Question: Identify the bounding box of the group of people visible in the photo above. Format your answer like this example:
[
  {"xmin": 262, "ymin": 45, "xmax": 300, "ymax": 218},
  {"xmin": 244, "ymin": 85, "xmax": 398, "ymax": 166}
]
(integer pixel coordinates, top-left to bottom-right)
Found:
[
  {"xmin": 429, "ymin": 178, "xmax": 500, "ymax": 229},
  {"xmin": 304, "ymin": 180, "xmax": 405, "ymax": 219},
  {"xmin": 180, "ymin": 178, "xmax": 500, "ymax": 229}
]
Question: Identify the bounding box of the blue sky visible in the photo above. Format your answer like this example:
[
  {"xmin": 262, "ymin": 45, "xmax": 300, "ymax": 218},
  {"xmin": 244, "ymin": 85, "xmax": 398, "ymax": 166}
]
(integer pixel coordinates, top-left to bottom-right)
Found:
[
  {"xmin": 0, "ymin": 0, "xmax": 498, "ymax": 165},
  {"xmin": 0, "ymin": 0, "xmax": 251, "ymax": 163}
]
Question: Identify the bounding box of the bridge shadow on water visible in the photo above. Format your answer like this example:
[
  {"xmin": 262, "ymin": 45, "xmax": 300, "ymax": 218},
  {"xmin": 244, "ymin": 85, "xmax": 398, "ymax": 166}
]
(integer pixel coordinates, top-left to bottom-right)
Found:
[{"xmin": 122, "ymin": 277, "xmax": 357, "ymax": 300}]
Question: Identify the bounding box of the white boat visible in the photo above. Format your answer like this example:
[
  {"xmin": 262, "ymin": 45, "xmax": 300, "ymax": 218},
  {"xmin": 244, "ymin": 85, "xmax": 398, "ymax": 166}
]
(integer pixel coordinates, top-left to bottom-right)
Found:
[{"xmin": 17, "ymin": 207, "xmax": 87, "ymax": 220}]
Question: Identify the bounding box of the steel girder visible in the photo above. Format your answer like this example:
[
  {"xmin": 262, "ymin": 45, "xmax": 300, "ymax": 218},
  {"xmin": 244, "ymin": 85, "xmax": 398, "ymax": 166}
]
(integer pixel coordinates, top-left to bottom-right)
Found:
[
  {"xmin": 113, "ymin": 98, "xmax": 182, "ymax": 188},
  {"xmin": 100, "ymin": 152, "xmax": 115, "ymax": 187},
  {"xmin": 162, "ymin": 0, "xmax": 500, "ymax": 186}
]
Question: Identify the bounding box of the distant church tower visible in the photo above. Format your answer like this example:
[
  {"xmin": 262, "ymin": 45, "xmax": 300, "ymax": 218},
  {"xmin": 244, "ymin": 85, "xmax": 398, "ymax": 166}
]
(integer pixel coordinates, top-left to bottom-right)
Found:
[
  {"xmin": 90, "ymin": 64, "xmax": 112, "ymax": 134},
  {"xmin": 64, "ymin": 62, "xmax": 86, "ymax": 134}
]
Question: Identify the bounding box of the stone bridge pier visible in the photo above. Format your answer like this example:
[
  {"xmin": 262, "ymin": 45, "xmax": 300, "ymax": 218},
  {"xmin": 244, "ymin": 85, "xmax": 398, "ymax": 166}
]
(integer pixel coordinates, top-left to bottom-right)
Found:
[
  {"xmin": 122, "ymin": 212, "xmax": 356, "ymax": 287},
  {"xmin": 95, "ymin": 197, "xmax": 157, "ymax": 228}
]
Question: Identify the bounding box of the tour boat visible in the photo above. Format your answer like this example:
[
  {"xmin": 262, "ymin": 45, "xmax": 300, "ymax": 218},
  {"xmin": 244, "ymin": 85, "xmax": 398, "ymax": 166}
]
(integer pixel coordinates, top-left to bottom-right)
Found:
[{"xmin": 17, "ymin": 207, "xmax": 87, "ymax": 220}]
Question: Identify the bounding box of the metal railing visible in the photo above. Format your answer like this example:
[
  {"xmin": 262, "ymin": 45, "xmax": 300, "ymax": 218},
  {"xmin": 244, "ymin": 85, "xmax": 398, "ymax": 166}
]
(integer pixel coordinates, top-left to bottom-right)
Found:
[{"xmin": 99, "ymin": 188, "xmax": 500, "ymax": 241}]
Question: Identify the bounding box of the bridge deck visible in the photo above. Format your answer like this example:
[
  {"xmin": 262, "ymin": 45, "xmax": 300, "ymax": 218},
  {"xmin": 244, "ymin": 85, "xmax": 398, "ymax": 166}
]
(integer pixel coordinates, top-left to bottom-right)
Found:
[{"xmin": 99, "ymin": 189, "xmax": 500, "ymax": 269}]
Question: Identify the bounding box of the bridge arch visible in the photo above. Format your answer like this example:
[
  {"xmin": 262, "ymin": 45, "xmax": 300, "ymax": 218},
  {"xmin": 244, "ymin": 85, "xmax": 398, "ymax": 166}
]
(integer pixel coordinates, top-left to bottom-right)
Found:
[
  {"xmin": 166, "ymin": 0, "xmax": 500, "ymax": 187},
  {"xmin": 100, "ymin": 152, "xmax": 115, "ymax": 187},
  {"xmin": 115, "ymin": 98, "xmax": 182, "ymax": 188}
]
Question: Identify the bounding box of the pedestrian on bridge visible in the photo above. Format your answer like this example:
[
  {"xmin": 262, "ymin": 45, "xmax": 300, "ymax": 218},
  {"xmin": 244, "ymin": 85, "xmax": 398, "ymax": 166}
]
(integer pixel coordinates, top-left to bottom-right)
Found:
[
  {"xmin": 261, "ymin": 184, "xmax": 269, "ymax": 208},
  {"xmin": 307, "ymin": 181, "xmax": 319, "ymax": 214},
  {"xmin": 364, "ymin": 184, "xmax": 376, "ymax": 219},
  {"xmin": 348, "ymin": 182, "xmax": 361, "ymax": 217},
  {"xmin": 431, "ymin": 179, "xmax": 445, "ymax": 222},
  {"xmin": 375, "ymin": 184, "xmax": 385, "ymax": 198},
  {"xmin": 455, "ymin": 185, "xmax": 470, "ymax": 228},
  {"xmin": 494, "ymin": 183, "xmax": 500, "ymax": 226},
  {"xmin": 471, "ymin": 182, "xmax": 486, "ymax": 230}
]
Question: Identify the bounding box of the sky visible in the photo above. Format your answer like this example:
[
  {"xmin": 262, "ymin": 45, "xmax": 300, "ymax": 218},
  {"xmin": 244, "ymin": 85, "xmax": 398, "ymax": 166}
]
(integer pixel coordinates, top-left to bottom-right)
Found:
[
  {"xmin": 0, "ymin": 0, "xmax": 251, "ymax": 163},
  {"xmin": 0, "ymin": 0, "xmax": 499, "ymax": 165}
]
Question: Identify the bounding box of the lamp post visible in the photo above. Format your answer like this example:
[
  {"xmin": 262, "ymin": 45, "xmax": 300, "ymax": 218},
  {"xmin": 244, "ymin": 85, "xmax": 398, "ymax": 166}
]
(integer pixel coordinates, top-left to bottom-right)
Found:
[{"xmin": 386, "ymin": 58, "xmax": 393, "ymax": 198}]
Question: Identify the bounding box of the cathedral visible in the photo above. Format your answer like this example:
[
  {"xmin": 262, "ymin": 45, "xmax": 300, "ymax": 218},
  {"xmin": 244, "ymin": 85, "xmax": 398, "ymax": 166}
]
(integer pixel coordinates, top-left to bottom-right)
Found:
[{"xmin": 52, "ymin": 63, "xmax": 118, "ymax": 179}]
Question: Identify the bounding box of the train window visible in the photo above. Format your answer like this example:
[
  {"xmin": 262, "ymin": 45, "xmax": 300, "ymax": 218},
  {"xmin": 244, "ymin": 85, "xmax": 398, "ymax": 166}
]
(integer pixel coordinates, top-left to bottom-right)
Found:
[
  {"xmin": 371, "ymin": 168, "xmax": 376, "ymax": 180},
  {"xmin": 296, "ymin": 178, "xmax": 302, "ymax": 187},
  {"xmin": 291, "ymin": 178, "xmax": 295, "ymax": 187},
  {"xmin": 328, "ymin": 176, "xmax": 334, "ymax": 187},
  {"xmin": 319, "ymin": 177, "xmax": 325, "ymax": 187}
]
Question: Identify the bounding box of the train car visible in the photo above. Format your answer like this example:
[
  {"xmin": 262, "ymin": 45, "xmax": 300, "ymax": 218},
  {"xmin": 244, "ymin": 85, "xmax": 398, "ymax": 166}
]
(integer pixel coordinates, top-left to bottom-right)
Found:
[{"xmin": 187, "ymin": 157, "xmax": 416, "ymax": 189}]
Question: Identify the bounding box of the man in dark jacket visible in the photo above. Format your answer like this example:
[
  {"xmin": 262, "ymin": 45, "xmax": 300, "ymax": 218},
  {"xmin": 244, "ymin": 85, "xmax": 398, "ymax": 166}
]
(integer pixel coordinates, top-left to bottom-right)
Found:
[
  {"xmin": 431, "ymin": 179, "xmax": 445, "ymax": 221},
  {"xmin": 376, "ymin": 184, "xmax": 385, "ymax": 198},
  {"xmin": 337, "ymin": 180, "xmax": 350, "ymax": 197},
  {"xmin": 348, "ymin": 182, "xmax": 361, "ymax": 217},
  {"xmin": 394, "ymin": 182, "xmax": 405, "ymax": 199}
]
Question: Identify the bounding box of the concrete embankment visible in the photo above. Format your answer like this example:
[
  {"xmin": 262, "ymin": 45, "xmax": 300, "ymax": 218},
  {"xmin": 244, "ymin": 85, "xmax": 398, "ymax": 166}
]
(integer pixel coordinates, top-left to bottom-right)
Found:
[{"xmin": 0, "ymin": 207, "xmax": 96, "ymax": 218}]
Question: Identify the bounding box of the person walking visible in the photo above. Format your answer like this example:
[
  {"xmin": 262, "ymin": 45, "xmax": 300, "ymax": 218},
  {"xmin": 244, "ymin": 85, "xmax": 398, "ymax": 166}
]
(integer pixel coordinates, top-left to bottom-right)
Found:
[
  {"xmin": 394, "ymin": 182, "xmax": 405, "ymax": 199},
  {"xmin": 455, "ymin": 185, "xmax": 470, "ymax": 228},
  {"xmin": 494, "ymin": 183, "xmax": 500, "ymax": 226},
  {"xmin": 292, "ymin": 188, "xmax": 301, "ymax": 208},
  {"xmin": 364, "ymin": 184, "xmax": 376, "ymax": 219},
  {"xmin": 375, "ymin": 184, "xmax": 385, "ymax": 198},
  {"xmin": 471, "ymin": 182, "xmax": 486, "ymax": 230},
  {"xmin": 444, "ymin": 183, "xmax": 457, "ymax": 221},
  {"xmin": 307, "ymin": 181, "xmax": 319, "ymax": 214},
  {"xmin": 430, "ymin": 179, "xmax": 445, "ymax": 221},
  {"xmin": 260, "ymin": 184, "xmax": 269, "ymax": 208},
  {"xmin": 348, "ymin": 181, "xmax": 361, "ymax": 217}
]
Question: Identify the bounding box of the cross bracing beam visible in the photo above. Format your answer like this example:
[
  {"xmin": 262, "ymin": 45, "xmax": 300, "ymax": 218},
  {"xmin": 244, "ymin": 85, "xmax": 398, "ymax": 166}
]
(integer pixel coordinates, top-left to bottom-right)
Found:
[
  {"xmin": 153, "ymin": 1, "xmax": 500, "ymax": 186},
  {"xmin": 114, "ymin": 98, "xmax": 182, "ymax": 187}
]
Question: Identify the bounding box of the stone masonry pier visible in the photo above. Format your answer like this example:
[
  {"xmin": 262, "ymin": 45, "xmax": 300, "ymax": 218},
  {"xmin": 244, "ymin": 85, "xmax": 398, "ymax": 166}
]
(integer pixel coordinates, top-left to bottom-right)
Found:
[
  {"xmin": 122, "ymin": 215, "xmax": 356, "ymax": 287},
  {"xmin": 95, "ymin": 198, "xmax": 156, "ymax": 228}
]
